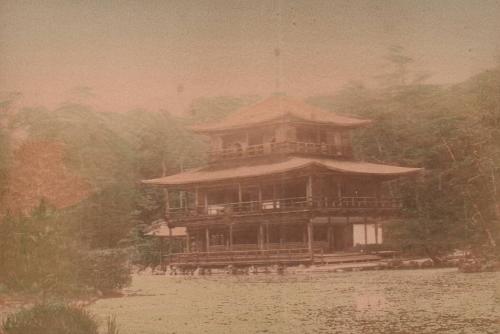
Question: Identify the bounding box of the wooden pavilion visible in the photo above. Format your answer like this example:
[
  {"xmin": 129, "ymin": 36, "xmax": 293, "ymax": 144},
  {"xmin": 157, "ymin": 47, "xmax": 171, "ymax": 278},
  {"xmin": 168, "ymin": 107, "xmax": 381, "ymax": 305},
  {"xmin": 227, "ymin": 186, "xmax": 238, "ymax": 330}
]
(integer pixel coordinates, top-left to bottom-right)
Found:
[{"xmin": 142, "ymin": 96, "xmax": 421, "ymax": 268}]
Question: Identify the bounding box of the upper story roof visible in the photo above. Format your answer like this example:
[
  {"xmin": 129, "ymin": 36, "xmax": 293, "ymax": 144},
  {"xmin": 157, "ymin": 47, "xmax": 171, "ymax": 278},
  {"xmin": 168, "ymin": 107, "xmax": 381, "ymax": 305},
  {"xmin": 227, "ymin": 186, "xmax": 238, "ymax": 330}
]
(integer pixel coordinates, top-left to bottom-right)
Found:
[{"xmin": 190, "ymin": 95, "xmax": 371, "ymax": 133}]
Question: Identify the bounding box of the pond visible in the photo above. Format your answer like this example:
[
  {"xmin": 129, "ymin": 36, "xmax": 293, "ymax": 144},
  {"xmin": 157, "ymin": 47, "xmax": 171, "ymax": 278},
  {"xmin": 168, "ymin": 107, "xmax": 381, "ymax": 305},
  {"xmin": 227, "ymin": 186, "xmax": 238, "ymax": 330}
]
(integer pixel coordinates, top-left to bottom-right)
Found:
[{"xmin": 89, "ymin": 268, "xmax": 499, "ymax": 334}]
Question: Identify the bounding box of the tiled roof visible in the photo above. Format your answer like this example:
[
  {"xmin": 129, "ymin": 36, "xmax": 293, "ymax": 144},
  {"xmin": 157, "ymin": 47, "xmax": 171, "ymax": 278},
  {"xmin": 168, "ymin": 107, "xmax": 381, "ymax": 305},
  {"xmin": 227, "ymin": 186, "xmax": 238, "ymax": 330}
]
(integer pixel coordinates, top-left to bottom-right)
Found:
[
  {"xmin": 190, "ymin": 96, "xmax": 371, "ymax": 133},
  {"xmin": 145, "ymin": 224, "xmax": 187, "ymax": 237},
  {"xmin": 142, "ymin": 157, "xmax": 422, "ymax": 187}
]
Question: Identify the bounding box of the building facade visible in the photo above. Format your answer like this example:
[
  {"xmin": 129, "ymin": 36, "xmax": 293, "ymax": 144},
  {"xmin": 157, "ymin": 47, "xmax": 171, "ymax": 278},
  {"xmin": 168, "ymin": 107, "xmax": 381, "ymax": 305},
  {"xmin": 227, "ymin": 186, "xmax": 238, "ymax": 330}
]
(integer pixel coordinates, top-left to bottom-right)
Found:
[{"xmin": 143, "ymin": 96, "xmax": 421, "ymax": 267}]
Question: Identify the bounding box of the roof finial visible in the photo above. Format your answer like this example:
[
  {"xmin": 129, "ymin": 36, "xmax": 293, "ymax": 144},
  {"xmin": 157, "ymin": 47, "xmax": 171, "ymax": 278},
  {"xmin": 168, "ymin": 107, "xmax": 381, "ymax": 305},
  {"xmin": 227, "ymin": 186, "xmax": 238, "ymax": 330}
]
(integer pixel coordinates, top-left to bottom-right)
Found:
[{"xmin": 274, "ymin": 47, "xmax": 281, "ymax": 93}]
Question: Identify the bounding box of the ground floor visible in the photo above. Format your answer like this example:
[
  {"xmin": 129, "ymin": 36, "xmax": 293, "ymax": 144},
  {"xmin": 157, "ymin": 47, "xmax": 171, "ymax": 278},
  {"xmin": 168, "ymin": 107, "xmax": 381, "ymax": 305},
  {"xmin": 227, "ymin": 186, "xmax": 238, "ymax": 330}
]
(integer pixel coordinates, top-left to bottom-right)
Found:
[{"xmin": 185, "ymin": 219, "xmax": 384, "ymax": 254}]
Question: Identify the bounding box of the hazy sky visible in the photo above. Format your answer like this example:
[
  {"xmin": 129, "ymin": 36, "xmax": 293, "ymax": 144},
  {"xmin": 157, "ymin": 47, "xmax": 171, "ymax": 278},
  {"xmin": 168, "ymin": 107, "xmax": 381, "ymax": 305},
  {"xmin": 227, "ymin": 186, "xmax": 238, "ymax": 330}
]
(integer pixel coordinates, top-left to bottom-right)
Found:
[{"xmin": 1, "ymin": 0, "xmax": 500, "ymax": 113}]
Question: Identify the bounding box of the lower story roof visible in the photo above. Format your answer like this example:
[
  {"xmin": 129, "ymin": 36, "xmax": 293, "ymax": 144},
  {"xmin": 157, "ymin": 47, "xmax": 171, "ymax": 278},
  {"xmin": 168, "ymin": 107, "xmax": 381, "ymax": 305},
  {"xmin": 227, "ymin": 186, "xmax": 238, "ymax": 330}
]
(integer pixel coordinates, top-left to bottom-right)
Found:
[
  {"xmin": 145, "ymin": 223, "xmax": 187, "ymax": 238},
  {"xmin": 141, "ymin": 157, "xmax": 422, "ymax": 187}
]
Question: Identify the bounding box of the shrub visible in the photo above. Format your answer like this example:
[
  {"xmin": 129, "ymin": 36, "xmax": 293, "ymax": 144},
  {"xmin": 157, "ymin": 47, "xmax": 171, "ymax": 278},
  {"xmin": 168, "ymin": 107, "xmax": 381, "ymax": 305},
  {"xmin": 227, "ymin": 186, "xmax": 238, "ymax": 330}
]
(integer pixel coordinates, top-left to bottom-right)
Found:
[
  {"xmin": 0, "ymin": 205, "xmax": 86, "ymax": 296},
  {"xmin": 0, "ymin": 205, "xmax": 132, "ymax": 297},
  {"xmin": 2, "ymin": 304, "xmax": 98, "ymax": 334},
  {"xmin": 79, "ymin": 249, "xmax": 132, "ymax": 295}
]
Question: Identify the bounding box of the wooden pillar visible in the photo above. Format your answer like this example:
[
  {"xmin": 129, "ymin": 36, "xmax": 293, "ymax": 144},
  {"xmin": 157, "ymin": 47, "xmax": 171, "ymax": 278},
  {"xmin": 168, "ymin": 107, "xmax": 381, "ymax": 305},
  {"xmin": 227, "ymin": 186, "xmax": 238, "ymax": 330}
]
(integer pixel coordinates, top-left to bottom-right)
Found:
[
  {"xmin": 265, "ymin": 222, "xmax": 270, "ymax": 249},
  {"xmin": 185, "ymin": 229, "xmax": 190, "ymax": 253},
  {"xmin": 364, "ymin": 218, "xmax": 368, "ymax": 245},
  {"xmin": 194, "ymin": 187, "xmax": 199, "ymax": 208},
  {"xmin": 302, "ymin": 224, "xmax": 307, "ymax": 244},
  {"xmin": 327, "ymin": 217, "xmax": 333, "ymax": 252},
  {"xmin": 307, "ymin": 219, "xmax": 313, "ymax": 252},
  {"xmin": 337, "ymin": 178, "xmax": 342, "ymax": 200},
  {"xmin": 375, "ymin": 223, "xmax": 379, "ymax": 245},
  {"xmin": 272, "ymin": 183, "xmax": 277, "ymax": 208},
  {"xmin": 259, "ymin": 223, "xmax": 264, "ymax": 250},
  {"xmin": 330, "ymin": 224, "xmax": 335, "ymax": 252},
  {"xmin": 164, "ymin": 189, "xmax": 170, "ymax": 217},
  {"xmin": 238, "ymin": 183, "xmax": 242, "ymax": 203},
  {"xmin": 229, "ymin": 224, "xmax": 233, "ymax": 250},
  {"xmin": 168, "ymin": 227, "xmax": 173, "ymax": 264},
  {"xmin": 204, "ymin": 192, "xmax": 208, "ymax": 214},
  {"xmin": 205, "ymin": 227, "xmax": 210, "ymax": 252},
  {"xmin": 159, "ymin": 237, "xmax": 164, "ymax": 270},
  {"xmin": 306, "ymin": 175, "xmax": 313, "ymax": 202},
  {"xmin": 279, "ymin": 224, "xmax": 284, "ymax": 248},
  {"xmin": 379, "ymin": 224, "xmax": 383, "ymax": 244}
]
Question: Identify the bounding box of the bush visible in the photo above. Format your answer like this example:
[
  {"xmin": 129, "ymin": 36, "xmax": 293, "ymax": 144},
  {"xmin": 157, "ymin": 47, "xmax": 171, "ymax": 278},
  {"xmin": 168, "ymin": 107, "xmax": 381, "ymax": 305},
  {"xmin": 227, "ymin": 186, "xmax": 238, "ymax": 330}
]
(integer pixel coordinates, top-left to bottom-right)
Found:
[
  {"xmin": 0, "ymin": 205, "xmax": 86, "ymax": 296},
  {"xmin": 80, "ymin": 249, "xmax": 132, "ymax": 295},
  {"xmin": 0, "ymin": 205, "xmax": 132, "ymax": 297},
  {"xmin": 2, "ymin": 304, "xmax": 99, "ymax": 334}
]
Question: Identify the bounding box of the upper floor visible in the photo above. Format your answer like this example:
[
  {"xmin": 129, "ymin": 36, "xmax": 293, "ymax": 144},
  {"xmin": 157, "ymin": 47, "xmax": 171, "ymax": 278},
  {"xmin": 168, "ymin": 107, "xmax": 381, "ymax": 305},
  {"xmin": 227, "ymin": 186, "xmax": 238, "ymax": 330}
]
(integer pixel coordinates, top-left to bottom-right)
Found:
[
  {"xmin": 207, "ymin": 123, "xmax": 354, "ymax": 163},
  {"xmin": 190, "ymin": 96, "xmax": 370, "ymax": 164}
]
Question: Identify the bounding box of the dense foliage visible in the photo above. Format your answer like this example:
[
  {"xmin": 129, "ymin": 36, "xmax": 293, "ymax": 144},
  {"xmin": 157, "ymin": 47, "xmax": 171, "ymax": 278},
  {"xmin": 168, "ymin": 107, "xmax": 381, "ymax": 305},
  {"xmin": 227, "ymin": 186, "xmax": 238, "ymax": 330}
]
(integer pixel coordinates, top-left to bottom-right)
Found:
[
  {"xmin": 309, "ymin": 66, "xmax": 500, "ymax": 260},
  {"xmin": 0, "ymin": 202, "xmax": 131, "ymax": 297},
  {"xmin": 0, "ymin": 95, "xmax": 250, "ymax": 298}
]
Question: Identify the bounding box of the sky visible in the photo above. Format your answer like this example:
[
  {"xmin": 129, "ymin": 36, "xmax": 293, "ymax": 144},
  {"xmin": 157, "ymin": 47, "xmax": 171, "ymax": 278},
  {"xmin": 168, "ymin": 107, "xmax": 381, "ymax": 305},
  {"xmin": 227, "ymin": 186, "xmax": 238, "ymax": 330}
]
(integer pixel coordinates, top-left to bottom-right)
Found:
[{"xmin": 1, "ymin": 0, "xmax": 500, "ymax": 113}]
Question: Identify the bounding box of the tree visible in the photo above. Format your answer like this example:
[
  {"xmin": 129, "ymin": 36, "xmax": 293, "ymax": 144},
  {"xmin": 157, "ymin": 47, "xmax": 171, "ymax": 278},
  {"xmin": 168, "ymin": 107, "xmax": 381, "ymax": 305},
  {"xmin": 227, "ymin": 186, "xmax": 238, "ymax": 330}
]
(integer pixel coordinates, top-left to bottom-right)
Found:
[{"xmin": 309, "ymin": 66, "xmax": 500, "ymax": 259}]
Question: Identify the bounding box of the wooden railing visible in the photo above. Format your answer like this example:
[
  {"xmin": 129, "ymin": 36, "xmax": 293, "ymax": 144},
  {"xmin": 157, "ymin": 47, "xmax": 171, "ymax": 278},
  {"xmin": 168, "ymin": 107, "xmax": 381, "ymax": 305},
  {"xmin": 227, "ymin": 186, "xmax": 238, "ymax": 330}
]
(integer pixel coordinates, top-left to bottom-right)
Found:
[
  {"xmin": 167, "ymin": 196, "xmax": 402, "ymax": 219},
  {"xmin": 166, "ymin": 248, "xmax": 317, "ymax": 266},
  {"xmin": 208, "ymin": 141, "xmax": 352, "ymax": 162}
]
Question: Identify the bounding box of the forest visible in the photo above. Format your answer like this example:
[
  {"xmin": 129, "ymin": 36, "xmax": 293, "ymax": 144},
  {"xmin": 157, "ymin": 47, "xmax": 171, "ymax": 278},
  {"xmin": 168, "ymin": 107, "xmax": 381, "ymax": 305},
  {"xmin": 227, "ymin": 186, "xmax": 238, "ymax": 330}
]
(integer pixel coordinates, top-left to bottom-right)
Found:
[{"xmin": 0, "ymin": 62, "xmax": 499, "ymax": 298}]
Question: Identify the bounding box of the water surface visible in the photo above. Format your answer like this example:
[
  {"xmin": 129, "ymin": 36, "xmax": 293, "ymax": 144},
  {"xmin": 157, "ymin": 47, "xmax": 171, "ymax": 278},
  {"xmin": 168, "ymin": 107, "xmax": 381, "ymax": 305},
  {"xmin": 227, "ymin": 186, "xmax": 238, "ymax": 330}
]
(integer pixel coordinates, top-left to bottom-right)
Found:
[{"xmin": 90, "ymin": 268, "xmax": 499, "ymax": 334}]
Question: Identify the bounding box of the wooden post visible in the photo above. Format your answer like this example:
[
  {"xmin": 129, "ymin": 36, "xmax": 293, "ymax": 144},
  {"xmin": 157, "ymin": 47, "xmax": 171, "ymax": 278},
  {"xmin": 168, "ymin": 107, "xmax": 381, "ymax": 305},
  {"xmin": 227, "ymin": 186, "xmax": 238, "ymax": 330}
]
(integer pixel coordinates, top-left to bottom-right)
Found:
[
  {"xmin": 306, "ymin": 175, "xmax": 313, "ymax": 204},
  {"xmin": 168, "ymin": 227, "xmax": 173, "ymax": 265},
  {"xmin": 364, "ymin": 218, "xmax": 368, "ymax": 245},
  {"xmin": 302, "ymin": 223, "xmax": 307, "ymax": 244},
  {"xmin": 204, "ymin": 192, "xmax": 208, "ymax": 214},
  {"xmin": 205, "ymin": 227, "xmax": 210, "ymax": 252},
  {"xmin": 238, "ymin": 183, "xmax": 242, "ymax": 203},
  {"xmin": 379, "ymin": 224, "xmax": 383, "ymax": 244},
  {"xmin": 272, "ymin": 183, "xmax": 277, "ymax": 208},
  {"xmin": 194, "ymin": 187, "xmax": 199, "ymax": 208},
  {"xmin": 164, "ymin": 189, "xmax": 170, "ymax": 217},
  {"xmin": 337, "ymin": 178, "xmax": 342, "ymax": 201},
  {"xmin": 186, "ymin": 229, "xmax": 190, "ymax": 253},
  {"xmin": 330, "ymin": 223, "xmax": 335, "ymax": 252},
  {"xmin": 259, "ymin": 223, "xmax": 264, "ymax": 250},
  {"xmin": 265, "ymin": 222, "xmax": 270, "ymax": 249},
  {"xmin": 374, "ymin": 223, "xmax": 379, "ymax": 245},
  {"xmin": 307, "ymin": 219, "xmax": 313, "ymax": 252},
  {"xmin": 327, "ymin": 217, "xmax": 333, "ymax": 252},
  {"xmin": 279, "ymin": 224, "xmax": 284, "ymax": 248},
  {"xmin": 229, "ymin": 224, "xmax": 233, "ymax": 250},
  {"xmin": 258, "ymin": 185, "xmax": 262, "ymax": 206},
  {"xmin": 159, "ymin": 237, "xmax": 164, "ymax": 271}
]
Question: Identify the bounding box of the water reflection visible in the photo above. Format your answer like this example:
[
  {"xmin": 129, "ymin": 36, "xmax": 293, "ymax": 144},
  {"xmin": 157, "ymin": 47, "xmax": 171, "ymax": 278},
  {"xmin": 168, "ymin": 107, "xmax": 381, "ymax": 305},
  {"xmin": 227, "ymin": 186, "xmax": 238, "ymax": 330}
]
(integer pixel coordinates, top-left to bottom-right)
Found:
[{"xmin": 354, "ymin": 292, "xmax": 387, "ymax": 312}]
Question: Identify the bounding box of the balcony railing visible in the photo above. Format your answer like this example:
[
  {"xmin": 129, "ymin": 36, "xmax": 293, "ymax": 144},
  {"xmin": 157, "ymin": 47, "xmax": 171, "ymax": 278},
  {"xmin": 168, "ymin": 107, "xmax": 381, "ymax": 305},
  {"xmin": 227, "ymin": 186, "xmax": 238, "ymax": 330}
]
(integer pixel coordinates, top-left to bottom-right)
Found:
[
  {"xmin": 167, "ymin": 196, "xmax": 402, "ymax": 220},
  {"xmin": 208, "ymin": 141, "xmax": 352, "ymax": 162}
]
